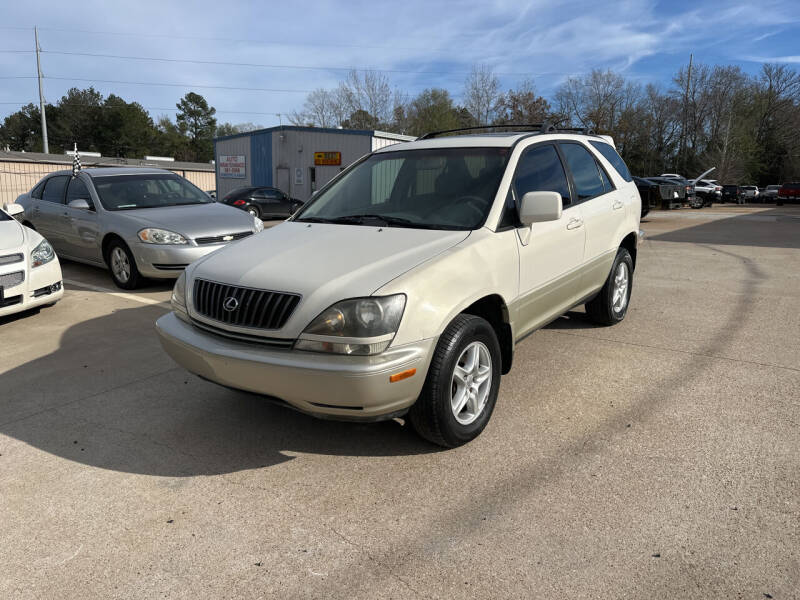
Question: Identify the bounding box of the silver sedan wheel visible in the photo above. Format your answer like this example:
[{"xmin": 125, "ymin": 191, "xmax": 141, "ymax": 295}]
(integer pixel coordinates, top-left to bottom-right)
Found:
[
  {"xmin": 110, "ymin": 247, "xmax": 131, "ymax": 283},
  {"xmin": 612, "ymin": 262, "xmax": 629, "ymax": 313},
  {"xmin": 450, "ymin": 341, "xmax": 492, "ymax": 425}
]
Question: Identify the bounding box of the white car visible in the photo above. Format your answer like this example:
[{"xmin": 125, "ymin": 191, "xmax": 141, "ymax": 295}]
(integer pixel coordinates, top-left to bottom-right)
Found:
[
  {"xmin": 741, "ymin": 186, "xmax": 759, "ymax": 200},
  {"xmin": 156, "ymin": 127, "xmax": 641, "ymax": 447},
  {"xmin": 0, "ymin": 203, "xmax": 63, "ymax": 318}
]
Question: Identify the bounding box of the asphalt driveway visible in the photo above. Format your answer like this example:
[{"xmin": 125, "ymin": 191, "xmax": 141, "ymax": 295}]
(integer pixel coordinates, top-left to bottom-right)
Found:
[{"xmin": 1, "ymin": 205, "xmax": 798, "ymax": 599}]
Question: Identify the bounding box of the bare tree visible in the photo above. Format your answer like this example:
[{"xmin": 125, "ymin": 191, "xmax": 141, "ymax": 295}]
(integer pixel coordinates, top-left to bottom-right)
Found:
[
  {"xmin": 463, "ymin": 64, "xmax": 501, "ymax": 125},
  {"xmin": 288, "ymin": 88, "xmax": 344, "ymax": 128},
  {"xmin": 554, "ymin": 69, "xmax": 630, "ymax": 132},
  {"xmin": 493, "ymin": 79, "xmax": 551, "ymax": 125},
  {"xmin": 336, "ymin": 70, "xmax": 394, "ymax": 127}
]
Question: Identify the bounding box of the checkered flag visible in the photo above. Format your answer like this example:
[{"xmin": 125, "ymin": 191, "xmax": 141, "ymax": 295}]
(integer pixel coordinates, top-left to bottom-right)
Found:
[{"xmin": 72, "ymin": 143, "xmax": 81, "ymax": 177}]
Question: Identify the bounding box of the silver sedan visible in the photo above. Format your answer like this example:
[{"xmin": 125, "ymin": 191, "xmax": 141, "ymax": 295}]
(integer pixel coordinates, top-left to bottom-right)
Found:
[{"xmin": 16, "ymin": 168, "xmax": 263, "ymax": 289}]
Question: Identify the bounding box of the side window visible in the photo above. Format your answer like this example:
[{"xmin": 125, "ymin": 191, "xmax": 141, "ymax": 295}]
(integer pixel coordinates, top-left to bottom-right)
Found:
[
  {"xmin": 497, "ymin": 189, "xmax": 519, "ymax": 229},
  {"xmin": 31, "ymin": 180, "xmax": 46, "ymax": 199},
  {"xmin": 597, "ymin": 161, "xmax": 614, "ymax": 193},
  {"xmin": 560, "ymin": 143, "xmax": 605, "ymax": 201},
  {"xmin": 66, "ymin": 177, "xmax": 93, "ymax": 208},
  {"xmin": 41, "ymin": 176, "xmax": 69, "ymax": 204},
  {"xmin": 513, "ymin": 144, "xmax": 572, "ymax": 208},
  {"xmin": 589, "ymin": 141, "xmax": 632, "ymax": 182}
]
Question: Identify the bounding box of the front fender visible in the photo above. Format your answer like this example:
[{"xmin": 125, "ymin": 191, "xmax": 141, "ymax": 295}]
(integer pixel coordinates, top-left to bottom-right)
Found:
[{"xmin": 375, "ymin": 228, "xmax": 519, "ymax": 348}]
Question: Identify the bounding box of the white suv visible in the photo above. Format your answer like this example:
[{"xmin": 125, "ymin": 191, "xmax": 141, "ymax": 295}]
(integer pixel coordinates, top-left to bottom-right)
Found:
[{"xmin": 156, "ymin": 127, "xmax": 642, "ymax": 447}]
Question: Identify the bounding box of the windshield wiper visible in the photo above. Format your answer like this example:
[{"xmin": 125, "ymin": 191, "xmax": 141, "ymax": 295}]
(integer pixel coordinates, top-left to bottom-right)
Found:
[{"xmin": 336, "ymin": 214, "xmax": 445, "ymax": 229}]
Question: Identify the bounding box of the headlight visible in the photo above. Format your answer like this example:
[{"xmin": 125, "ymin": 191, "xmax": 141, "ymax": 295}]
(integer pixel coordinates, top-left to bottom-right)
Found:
[
  {"xmin": 171, "ymin": 271, "xmax": 187, "ymax": 313},
  {"xmin": 253, "ymin": 217, "xmax": 264, "ymax": 233},
  {"xmin": 31, "ymin": 239, "xmax": 55, "ymax": 267},
  {"xmin": 138, "ymin": 228, "xmax": 187, "ymax": 244},
  {"xmin": 295, "ymin": 294, "xmax": 406, "ymax": 355}
]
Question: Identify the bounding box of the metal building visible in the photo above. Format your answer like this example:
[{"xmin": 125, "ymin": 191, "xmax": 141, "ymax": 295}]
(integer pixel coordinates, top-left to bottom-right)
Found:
[{"xmin": 213, "ymin": 126, "xmax": 414, "ymax": 202}]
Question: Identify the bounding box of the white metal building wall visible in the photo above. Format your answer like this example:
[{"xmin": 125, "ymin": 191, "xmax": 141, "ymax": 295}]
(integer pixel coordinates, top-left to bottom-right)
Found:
[
  {"xmin": 271, "ymin": 130, "xmax": 372, "ymax": 201},
  {"xmin": 214, "ymin": 135, "xmax": 252, "ymax": 200}
]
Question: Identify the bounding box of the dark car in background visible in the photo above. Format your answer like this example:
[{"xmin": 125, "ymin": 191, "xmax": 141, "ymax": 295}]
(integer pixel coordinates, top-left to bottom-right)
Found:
[
  {"xmin": 632, "ymin": 177, "xmax": 657, "ymax": 217},
  {"xmin": 658, "ymin": 175, "xmax": 701, "ymax": 208},
  {"xmin": 644, "ymin": 176, "xmax": 687, "ymax": 209},
  {"xmin": 721, "ymin": 185, "xmax": 743, "ymax": 204},
  {"xmin": 777, "ymin": 182, "xmax": 800, "ymax": 206},
  {"xmin": 220, "ymin": 186, "xmax": 303, "ymax": 219}
]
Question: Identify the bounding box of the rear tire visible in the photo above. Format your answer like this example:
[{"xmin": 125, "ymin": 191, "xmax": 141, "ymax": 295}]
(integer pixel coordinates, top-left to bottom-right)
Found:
[
  {"xmin": 409, "ymin": 314, "xmax": 501, "ymax": 448},
  {"xmin": 585, "ymin": 247, "xmax": 633, "ymax": 326},
  {"xmin": 247, "ymin": 205, "xmax": 260, "ymax": 218},
  {"xmin": 106, "ymin": 239, "xmax": 142, "ymax": 290}
]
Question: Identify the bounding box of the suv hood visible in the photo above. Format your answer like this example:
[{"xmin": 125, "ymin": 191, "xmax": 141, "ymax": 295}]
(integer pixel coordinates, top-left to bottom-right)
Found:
[
  {"xmin": 189, "ymin": 221, "xmax": 470, "ymax": 333},
  {"xmin": 113, "ymin": 202, "xmax": 255, "ymax": 240}
]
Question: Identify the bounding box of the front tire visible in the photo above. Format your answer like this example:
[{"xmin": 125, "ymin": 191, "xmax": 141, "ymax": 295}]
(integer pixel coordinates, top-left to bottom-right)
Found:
[
  {"xmin": 585, "ymin": 247, "xmax": 633, "ymax": 326},
  {"xmin": 106, "ymin": 239, "xmax": 142, "ymax": 290},
  {"xmin": 409, "ymin": 314, "xmax": 502, "ymax": 448}
]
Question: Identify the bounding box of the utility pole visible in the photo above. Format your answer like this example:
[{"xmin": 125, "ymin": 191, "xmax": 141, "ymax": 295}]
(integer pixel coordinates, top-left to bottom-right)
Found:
[
  {"xmin": 680, "ymin": 53, "xmax": 693, "ymax": 175},
  {"xmin": 34, "ymin": 26, "xmax": 49, "ymax": 154}
]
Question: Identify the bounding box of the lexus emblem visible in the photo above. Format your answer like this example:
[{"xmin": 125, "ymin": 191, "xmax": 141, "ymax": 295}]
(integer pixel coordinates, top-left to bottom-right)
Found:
[{"xmin": 222, "ymin": 296, "xmax": 239, "ymax": 312}]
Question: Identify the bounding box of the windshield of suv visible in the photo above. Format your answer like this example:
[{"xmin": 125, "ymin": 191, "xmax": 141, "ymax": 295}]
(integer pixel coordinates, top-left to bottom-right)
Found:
[
  {"xmin": 294, "ymin": 148, "xmax": 510, "ymax": 230},
  {"xmin": 92, "ymin": 173, "xmax": 212, "ymax": 211}
]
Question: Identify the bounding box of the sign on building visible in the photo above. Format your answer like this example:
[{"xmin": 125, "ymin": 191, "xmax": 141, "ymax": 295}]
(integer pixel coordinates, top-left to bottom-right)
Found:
[
  {"xmin": 294, "ymin": 167, "xmax": 304, "ymax": 186},
  {"xmin": 219, "ymin": 155, "xmax": 246, "ymax": 178},
  {"xmin": 314, "ymin": 151, "xmax": 341, "ymax": 166}
]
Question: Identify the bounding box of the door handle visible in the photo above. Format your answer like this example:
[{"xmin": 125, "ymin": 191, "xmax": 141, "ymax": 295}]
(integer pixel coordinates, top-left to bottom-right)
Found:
[
  {"xmin": 566, "ymin": 217, "xmax": 583, "ymax": 230},
  {"xmin": 612, "ymin": 200, "xmax": 624, "ymax": 210}
]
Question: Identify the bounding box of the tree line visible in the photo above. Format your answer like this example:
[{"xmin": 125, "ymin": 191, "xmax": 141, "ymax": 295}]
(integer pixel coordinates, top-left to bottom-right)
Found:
[
  {"xmin": 290, "ymin": 63, "xmax": 800, "ymax": 185},
  {"xmin": 0, "ymin": 88, "xmax": 225, "ymax": 163},
  {"xmin": 2, "ymin": 60, "xmax": 798, "ymax": 184}
]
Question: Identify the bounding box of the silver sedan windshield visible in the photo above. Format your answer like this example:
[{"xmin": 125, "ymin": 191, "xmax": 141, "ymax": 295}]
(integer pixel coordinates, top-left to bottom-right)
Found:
[{"xmin": 92, "ymin": 174, "xmax": 213, "ymax": 211}]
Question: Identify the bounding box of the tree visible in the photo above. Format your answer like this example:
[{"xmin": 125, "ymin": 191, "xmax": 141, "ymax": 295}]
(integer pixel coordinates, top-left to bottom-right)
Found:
[
  {"xmin": 404, "ymin": 89, "xmax": 464, "ymax": 137},
  {"xmin": 463, "ymin": 64, "xmax": 501, "ymax": 125},
  {"xmin": 216, "ymin": 122, "xmax": 260, "ymax": 136},
  {"xmin": 97, "ymin": 95, "xmax": 155, "ymax": 157},
  {"xmin": 47, "ymin": 87, "xmax": 104, "ymax": 153},
  {"xmin": 289, "ymin": 88, "xmax": 344, "ymax": 128},
  {"xmin": 175, "ymin": 92, "xmax": 217, "ymax": 162},
  {"xmin": 0, "ymin": 103, "xmax": 41, "ymax": 151},
  {"xmin": 494, "ymin": 80, "xmax": 551, "ymax": 125}
]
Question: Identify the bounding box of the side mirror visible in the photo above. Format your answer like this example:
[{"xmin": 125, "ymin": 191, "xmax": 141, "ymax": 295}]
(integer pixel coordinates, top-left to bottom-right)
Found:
[
  {"xmin": 3, "ymin": 203, "xmax": 24, "ymax": 217},
  {"xmin": 519, "ymin": 191, "xmax": 562, "ymax": 225},
  {"xmin": 68, "ymin": 198, "xmax": 92, "ymax": 210}
]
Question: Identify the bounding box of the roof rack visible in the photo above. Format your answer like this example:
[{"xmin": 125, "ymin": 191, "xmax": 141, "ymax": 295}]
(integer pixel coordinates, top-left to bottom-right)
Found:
[{"xmin": 417, "ymin": 122, "xmax": 596, "ymax": 140}]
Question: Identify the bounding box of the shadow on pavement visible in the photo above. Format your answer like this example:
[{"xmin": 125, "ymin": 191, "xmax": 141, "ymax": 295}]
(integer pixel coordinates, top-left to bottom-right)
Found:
[
  {"xmin": 0, "ymin": 303, "xmax": 440, "ymax": 477},
  {"xmin": 649, "ymin": 207, "xmax": 800, "ymax": 249}
]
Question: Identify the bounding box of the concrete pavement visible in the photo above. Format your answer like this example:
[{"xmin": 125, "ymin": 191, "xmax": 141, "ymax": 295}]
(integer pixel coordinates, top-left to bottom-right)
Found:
[{"xmin": 1, "ymin": 205, "xmax": 798, "ymax": 599}]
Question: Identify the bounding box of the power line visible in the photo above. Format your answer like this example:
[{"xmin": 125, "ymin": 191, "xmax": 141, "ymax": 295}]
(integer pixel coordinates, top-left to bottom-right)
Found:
[
  {"xmin": 39, "ymin": 50, "xmax": 535, "ymax": 77},
  {"xmin": 15, "ymin": 25, "xmax": 464, "ymax": 54},
  {"xmin": 43, "ymin": 76, "xmax": 312, "ymax": 93}
]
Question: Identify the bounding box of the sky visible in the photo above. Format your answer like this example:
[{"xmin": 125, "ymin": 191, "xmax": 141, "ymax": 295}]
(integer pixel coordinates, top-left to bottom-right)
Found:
[{"xmin": 1, "ymin": 0, "xmax": 799, "ymax": 130}]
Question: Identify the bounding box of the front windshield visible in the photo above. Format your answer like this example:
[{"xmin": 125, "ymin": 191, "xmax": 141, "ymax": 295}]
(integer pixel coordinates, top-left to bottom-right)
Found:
[
  {"xmin": 92, "ymin": 173, "xmax": 213, "ymax": 211},
  {"xmin": 294, "ymin": 147, "xmax": 509, "ymax": 230}
]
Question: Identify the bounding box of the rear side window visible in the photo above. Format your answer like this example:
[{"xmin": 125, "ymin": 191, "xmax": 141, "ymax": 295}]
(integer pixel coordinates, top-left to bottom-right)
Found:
[
  {"xmin": 560, "ymin": 143, "xmax": 606, "ymax": 201},
  {"xmin": 66, "ymin": 177, "xmax": 93, "ymax": 208},
  {"xmin": 513, "ymin": 144, "xmax": 572, "ymax": 208},
  {"xmin": 42, "ymin": 176, "xmax": 69, "ymax": 204},
  {"xmin": 589, "ymin": 141, "xmax": 632, "ymax": 182},
  {"xmin": 31, "ymin": 180, "xmax": 46, "ymax": 199}
]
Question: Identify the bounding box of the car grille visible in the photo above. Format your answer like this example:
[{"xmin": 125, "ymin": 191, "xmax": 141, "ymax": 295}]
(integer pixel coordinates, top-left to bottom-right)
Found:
[
  {"xmin": 0, "ymin": 253, "xmax": 23, "ymax": 266},
  {"xmin": 192, "ymin": 279, "xmax": 300, "ymax": 330},
  {"xmin": 189, "ymin": 318, "xmax": 295, "ymax": 347},
  {"xmin": 195, "ymin": 231, "xmax": 253, "ymax": 245},
  {"xmin": 0, "ymin": 270, "xmax": 25, "ymax": 289}
]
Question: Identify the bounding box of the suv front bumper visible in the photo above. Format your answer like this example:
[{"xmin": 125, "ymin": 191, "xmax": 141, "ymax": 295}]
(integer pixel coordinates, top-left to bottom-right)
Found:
[{"xmin": 155, "ymin": 312, "xmax": 435, "ymax": 420}]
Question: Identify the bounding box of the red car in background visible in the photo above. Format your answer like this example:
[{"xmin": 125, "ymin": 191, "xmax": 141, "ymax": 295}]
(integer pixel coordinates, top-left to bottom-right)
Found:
[{"xmin": 777, "ymin": 182, "xmax": 800, "ymax": 206}]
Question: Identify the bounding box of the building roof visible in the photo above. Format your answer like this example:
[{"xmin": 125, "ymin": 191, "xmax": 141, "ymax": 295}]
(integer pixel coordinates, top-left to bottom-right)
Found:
[
  {"xmin": 0, "ymin": 149, "xmax": 214, "ymax": 172},
  {"xmin": 214, "ymin": 124, "xmax": 415, "ymax": 143}
]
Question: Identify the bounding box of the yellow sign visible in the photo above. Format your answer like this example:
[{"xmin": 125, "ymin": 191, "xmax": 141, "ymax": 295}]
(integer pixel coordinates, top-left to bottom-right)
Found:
[{"xmin": 314, "ymin": 151, "xmax": 341, "ymax": 166}]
